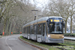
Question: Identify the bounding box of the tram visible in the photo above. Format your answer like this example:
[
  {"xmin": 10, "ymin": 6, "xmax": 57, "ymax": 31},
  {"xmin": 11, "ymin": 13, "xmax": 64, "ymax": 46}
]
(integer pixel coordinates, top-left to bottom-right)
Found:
[{"xmin": 22, "ymin": 16, "xmax": 65, "ymax": 43}]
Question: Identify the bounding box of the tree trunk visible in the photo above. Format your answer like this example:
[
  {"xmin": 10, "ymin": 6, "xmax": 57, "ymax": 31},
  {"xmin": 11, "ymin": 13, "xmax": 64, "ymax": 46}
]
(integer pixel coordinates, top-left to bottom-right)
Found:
[
  {"xmin": 5, "ymin": 20, "xmax": 10, "ymax": 35},
  {"xmin": 12, "ymin": 22, "xmax": 16, "ymax": 33},
  {"xmin": 9, "ymin": 22, "xmax": 12, "ymax": 35},
  {"xmin": 3, "ymin": 18, "xmax": 7, "ymax": 35},
  {"xmin": 70, "ymin": 16, "xmax": 72, "ymax": 33}
]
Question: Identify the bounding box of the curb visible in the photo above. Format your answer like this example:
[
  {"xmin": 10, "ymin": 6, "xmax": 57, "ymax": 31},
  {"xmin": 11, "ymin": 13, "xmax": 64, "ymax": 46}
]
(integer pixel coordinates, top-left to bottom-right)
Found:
[{"xmin": 18, "ymin": 37, "xmax": 48, "ymax": 50}]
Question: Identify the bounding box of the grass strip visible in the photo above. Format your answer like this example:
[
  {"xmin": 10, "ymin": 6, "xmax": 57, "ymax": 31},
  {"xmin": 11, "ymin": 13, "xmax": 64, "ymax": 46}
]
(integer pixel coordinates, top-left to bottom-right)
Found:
[
  {"xmin": 0, "ymin": 36, "xmax": 1, "ymax": 38},
  {"xmin": 20, "ymin": 36, "xmax": 61, "ymax": 50},
  {"xmin": 20, "ymin": 36, "xmax": 75, "ymax": 50}
]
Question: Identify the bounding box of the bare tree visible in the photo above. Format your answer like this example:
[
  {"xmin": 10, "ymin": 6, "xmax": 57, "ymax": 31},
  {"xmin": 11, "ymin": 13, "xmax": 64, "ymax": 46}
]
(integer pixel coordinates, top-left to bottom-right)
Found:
[
  {"xmin": 42, "ymin": 0, "xmax": 75, "ymax": 33},
  {"xmin": 1, "ymin": 0, "xmax": 36, "ymax": 35}
]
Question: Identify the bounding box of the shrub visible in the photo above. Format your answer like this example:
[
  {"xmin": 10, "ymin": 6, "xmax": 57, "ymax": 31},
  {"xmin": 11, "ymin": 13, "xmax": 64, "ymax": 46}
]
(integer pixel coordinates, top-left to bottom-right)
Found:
[{"xmin": 64, "ymin": 33, "xmax": 75, "ymax": 37}]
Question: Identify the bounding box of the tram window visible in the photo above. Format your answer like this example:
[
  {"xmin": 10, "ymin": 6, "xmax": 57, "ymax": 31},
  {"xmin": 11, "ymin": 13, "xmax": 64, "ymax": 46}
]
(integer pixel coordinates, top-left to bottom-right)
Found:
[
  {"xmin": 31, "ymin": 25, "xmax": 34, "ymax": 34},
  {"xmin": 34, "ymin": 25, "xmax": 36, "ymax": 34},
  {"xmin": 28, "ymin": 27, "xmax": 29, "ymax": 33},
  {"xmin": 27, "ymin": 27, "xmax": 29, "ymax": 34},
  {"xmin": 48, "ymin": 22, "xmax": 63, "ymax": 33},
  {"xmin": 26, "ymin": 27, "xmax": 27, "ymax": 33},
  {"xmin": 27, "ymin": 26, "xmax": 30, "ymax": 34},
  {"xmin": 25, "ymin": 28, "xmax": 26, "ymax": 33},
  {"xmin": 24, "ymin": 28, "xmax": 26, "ymax": 33},
  {"xmin": 42, "ymin": 23, "xmax": 45, "ymax": 36},
  {"xmin": 23, "ymin": 28, "xmax": 25, "ymax": 33},
  {"xmin": 37, "ymin": 24, "xmax": 42, "ymax": 34},
  {"xmin": 25, "ymin": 27, "xmax": 26, "ymax": 33},
  {"xmin": 27, "ymin": 27, "xmax": 28, "ymax": 33},
  {"xmin": 29, "ymin": 26, "xmax": 30, "ymax": 34},
  {"xmin": 32, "ymin": 25, "xmax": 34, "ymax": 34}
]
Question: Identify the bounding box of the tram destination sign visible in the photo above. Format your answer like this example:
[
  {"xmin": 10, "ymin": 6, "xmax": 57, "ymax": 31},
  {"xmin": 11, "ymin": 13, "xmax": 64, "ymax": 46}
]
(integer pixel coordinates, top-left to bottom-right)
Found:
[{"xmin": 50, "ymin": 19, "xmax": 61, "ymax": 22}]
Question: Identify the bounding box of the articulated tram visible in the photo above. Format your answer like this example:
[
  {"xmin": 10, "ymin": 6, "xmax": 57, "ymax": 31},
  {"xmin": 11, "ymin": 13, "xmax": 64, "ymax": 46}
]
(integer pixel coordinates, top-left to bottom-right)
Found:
[{"xmin": 22, "ymin": 16, "xmax": 65, "ymax": 43}]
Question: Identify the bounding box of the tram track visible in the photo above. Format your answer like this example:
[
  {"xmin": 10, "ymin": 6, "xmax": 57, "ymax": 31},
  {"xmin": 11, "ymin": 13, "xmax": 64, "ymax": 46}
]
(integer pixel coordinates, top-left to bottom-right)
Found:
[
  {"xmin": 58, "ymin": 39, "xmax": 75, "ymax": 50},
  {"xmin": 64, "ymin": 39, "xmax": 75, "ymax": 45}
]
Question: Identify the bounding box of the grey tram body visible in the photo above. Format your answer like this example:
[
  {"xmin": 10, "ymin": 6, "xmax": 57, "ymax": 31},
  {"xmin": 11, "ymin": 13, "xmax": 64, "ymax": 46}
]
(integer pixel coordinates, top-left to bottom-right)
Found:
[{"xmin": 22, "ymin": 16, "xmax": 64, "ymax": 43}]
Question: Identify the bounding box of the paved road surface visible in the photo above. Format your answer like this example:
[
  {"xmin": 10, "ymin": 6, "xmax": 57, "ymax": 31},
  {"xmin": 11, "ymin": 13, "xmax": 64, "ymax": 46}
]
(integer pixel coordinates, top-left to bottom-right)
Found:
[{"xmin": 0, "ymin": 34, "xmax": 38, "ymax": 50}]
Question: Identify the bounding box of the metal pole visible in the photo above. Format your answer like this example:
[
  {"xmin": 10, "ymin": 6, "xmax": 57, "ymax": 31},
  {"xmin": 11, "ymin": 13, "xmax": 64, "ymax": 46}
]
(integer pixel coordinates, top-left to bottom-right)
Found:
[
  {"xmin": 31, "ymin": 10, "xmax": 38, "ymax": 20},
  {"xmin": 34, "ymin": 16, "xmax": 36, "ymax": 20}
]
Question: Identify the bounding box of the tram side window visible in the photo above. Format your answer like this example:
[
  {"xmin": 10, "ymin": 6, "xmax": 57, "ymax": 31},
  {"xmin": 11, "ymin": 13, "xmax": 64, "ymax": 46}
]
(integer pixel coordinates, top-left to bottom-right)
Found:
[
  {"xmin": 34, "ymin": 25, "xmax": 36, "ymax": 34},
  {"xmin": 24, "ymin": 28, "xmax": 26, "ymax": 33},
  {"xmin": 25, "ymin": 28, "xmax": 26, "ymax": 33},
  {"xmin": 37, "ymin": 24, "xmax": 42, "ymax": 35},
  {"xmin": 27, "ymin": 27, "xmax": 28, "ymax": 34},
  {"xmin": 42, "ymin": 23, "xmax": 45, "ymax": 36},
  {"xmin": 31, "ymin": 25, "xmax": 34, "ymax": 34},
  {"xmin": 23, "ymin": 28, "xmax": 25, "ymax": 33},
  {"xmin": 27, "ymin": 26, "xmax": 30, "ymax": 34},
  {"xmin": 29, "ymin": 26, "xmax": 30, "ymax": 34},
  {"xmin": 26, "ymin": 27, "xmax": 27, "ymax": 33}
]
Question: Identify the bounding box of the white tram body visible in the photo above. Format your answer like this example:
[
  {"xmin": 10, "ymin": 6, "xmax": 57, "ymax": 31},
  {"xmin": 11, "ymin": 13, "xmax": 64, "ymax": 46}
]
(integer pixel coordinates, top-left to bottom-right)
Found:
[{"xmin": 22, "ymin": 16, "xmax": 65, "ymax": 43}]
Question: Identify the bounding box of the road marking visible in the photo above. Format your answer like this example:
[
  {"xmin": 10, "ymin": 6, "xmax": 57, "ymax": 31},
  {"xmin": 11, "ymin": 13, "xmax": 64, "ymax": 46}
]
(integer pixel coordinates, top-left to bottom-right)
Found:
[
  {"xmin": 8, "ymin": 38, "xmax": 17, "ymax": 40},
  {"xmin": 5, "ymin": 37, "xmax": 12, "ymax": 50}
]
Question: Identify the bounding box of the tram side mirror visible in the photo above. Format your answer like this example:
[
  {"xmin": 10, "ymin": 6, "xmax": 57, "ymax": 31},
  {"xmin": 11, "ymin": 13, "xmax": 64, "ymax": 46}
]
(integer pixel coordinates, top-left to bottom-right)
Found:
[
  {"xmin": 43, "ymin": 34, "xmax": 44, "ymax": 36},
  {"xmin": 63, "ymin": 21, "xmax": 65, "ymax": 28},
  {"xmin": 47, "ymin": 20, "xmax": 48, "ymax": 22}
]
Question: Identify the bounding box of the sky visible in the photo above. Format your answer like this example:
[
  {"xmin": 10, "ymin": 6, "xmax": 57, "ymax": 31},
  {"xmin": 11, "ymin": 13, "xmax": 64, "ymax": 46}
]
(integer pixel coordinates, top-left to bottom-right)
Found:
[
  {"xmin": 19, "ymin": 0, "xmax": 49, "ymax": 8},
  {"xmin": 30, "ymin": 0, "xmax": 49, "ymax": 8}
]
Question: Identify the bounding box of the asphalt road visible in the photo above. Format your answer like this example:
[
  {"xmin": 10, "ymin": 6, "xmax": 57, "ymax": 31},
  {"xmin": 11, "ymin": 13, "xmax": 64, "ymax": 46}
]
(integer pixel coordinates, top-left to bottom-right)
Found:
[{"xmin": 0, "ymin": 34, "xmax": 38, "ymax": 50}]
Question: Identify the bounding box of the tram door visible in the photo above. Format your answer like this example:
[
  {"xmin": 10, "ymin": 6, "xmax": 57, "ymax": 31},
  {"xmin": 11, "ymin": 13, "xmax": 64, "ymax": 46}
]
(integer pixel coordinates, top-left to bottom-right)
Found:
[{"xmin": 42, "ymin": 23, "xmax": 46, "ymax": 42}]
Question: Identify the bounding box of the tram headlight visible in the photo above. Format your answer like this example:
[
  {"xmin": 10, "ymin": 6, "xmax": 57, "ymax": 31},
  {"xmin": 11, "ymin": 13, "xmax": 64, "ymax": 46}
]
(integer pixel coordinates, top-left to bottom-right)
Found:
[
  {"xmin": 48, "ymin": 35, "xmax": 50, "ymax": 37},
  {"xmin": 62, "ymin": 36, "xmax": 64, "ymax": 38}
]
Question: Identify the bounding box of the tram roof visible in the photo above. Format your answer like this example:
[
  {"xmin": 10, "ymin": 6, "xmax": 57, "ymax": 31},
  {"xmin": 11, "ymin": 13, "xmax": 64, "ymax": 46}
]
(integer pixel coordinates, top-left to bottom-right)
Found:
[{"xmin": 23, "ymin": 16, "xmax": 62, "ymax": 27}]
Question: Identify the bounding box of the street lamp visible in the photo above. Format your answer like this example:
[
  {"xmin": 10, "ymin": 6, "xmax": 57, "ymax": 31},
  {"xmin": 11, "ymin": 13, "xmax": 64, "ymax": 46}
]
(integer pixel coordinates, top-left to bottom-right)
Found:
[{"xmin": 31, "ymin": 10, "xmax": 38, "ymax": 20}]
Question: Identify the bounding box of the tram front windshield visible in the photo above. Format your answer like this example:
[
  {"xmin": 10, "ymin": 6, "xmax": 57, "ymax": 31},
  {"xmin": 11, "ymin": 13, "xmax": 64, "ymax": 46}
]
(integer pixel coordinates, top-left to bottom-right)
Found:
[{"xmin": 48, "ymin": 19, "xmax": 63, "ymax": 34}]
